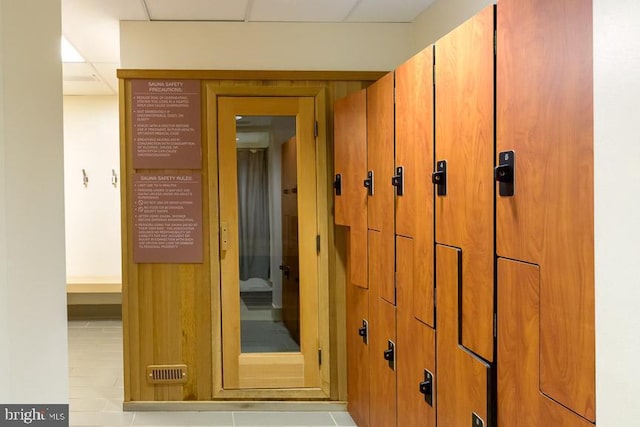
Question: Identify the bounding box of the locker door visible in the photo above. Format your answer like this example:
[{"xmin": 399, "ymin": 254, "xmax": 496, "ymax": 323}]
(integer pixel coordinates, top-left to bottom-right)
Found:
[
  {"xmin": 366, "ymin": 74, "xmax": 395, "ymax": 305},
  {"xmin": 395, "ymin": 46, "xmax": 435, "ymax": 327},
  {"xmin": 346, "ymin": 280, "xmax": 370, "ymax": 427},
  {"xmin": 496, "ymin": 0, "xmax": 595, "ymax": 420},
  {"xmin": 434, "ymin": 5, "xmax": 495, "ymax": 362},
  {"xmin": 368, "ymin": 230, "xmax": 396, "ymax": 427},
  {"xmin": 436, "ymin": 245, "xmax": 491, "ymax": 426},
  {"xmin": 334, "ymin": 90, "xmax": 368, "ymax": 289},
  {"xmin": 497, "ymin": 259, "xmax": 594, "ymax": 427},
  {"xmin": 396, "ymin": 237, "xmax": 436, "ymax": 427}
]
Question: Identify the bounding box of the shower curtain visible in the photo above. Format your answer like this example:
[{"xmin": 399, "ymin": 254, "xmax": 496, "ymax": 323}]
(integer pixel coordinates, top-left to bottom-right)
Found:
[{"xmin": 237, "ymin": 149, "xmax": 270, "ymax": 281}]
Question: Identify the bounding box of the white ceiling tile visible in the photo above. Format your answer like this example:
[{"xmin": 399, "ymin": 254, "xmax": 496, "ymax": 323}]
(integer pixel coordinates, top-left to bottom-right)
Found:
[
  {"xmin": 145, "ymin": 0, "xmax": 249, "ymax": 21},
  {"xmin": 249, "ymin": 0, "xmax": 359, "ymax": 22},
  {"xmin": 62, "ymin": 0, "xmax": 148, "ymax": 63},
  {"xmin": 63, "ymin": 63, "xmax": 116, "ymax": 96},
  {"xmin": 347, "ymin": 0, "xmax": 436, "ymax": 22},
  {"xmin": 92, "ymin": 63, "xmax": 120, "ymax": 94}
]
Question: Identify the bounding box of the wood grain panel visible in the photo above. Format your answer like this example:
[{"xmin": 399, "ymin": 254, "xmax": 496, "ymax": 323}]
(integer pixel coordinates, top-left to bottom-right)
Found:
[
  {"xmin": 120, "ymin": 78, "xmax": 213, "ymax": 402},
  {"xmin": 395, "ymin": 46, "xmax": 435, "ymax": 327},
  {"xmin": 346, "ymin": 283, "xmax": 370, "ymax": 427},
  {"xmin": 435, "ymin": 6, "xmax": 495, "ymax": 361},
  {"xmin": 282, "ymin": 137, "xmax": 300, "ymax": 342},
  {"xmin": 496, "ymin": 0, "xmax": 595, "ymax": 419},
  {"xmin": 497, "ymin": 258, "xmax": 595, "ymax": 427},
  {"xmin": 333, "ymin": 90, "xmax": 368, "ymax": 289},
  {"xmin": 369, "ymin": 298, "xmax": 397, "ymax": 427},
  {"xmin": 367, "ymin": 230, "xmax": 394, "ymax": 311},
  {"xmin": 369, "ymin": 228, "xmax": 396, "ymax": 427},
  {"xmin": 436, "ymin": 244, "xmax": 490, "ymax": 426},
  {"xmin": 367, "ymin": 73, "xmax": 395, "ymax": 238},
  {"xmin": 123, "ymin": 76, "xmax": 377, "ymax": 402},
  {"xmin": 396, "ymin": 237, "xmax": 436, "ymax": 427}
]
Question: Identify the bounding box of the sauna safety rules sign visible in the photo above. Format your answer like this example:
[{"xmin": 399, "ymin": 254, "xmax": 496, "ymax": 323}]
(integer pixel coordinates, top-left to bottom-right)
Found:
[
  {"xmin": 133, "ymin": 173, "xmax": 203, "ymax": 263},
  {"xmin": 131, "ymin": 79, "xmax": 201, "ymax": 169}
]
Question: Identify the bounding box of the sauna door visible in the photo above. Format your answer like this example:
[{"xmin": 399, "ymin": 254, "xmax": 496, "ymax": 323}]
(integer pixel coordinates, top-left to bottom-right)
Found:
[{"xmin": 217, "ymin": 96, "xmax": 320, "ymax": 389}]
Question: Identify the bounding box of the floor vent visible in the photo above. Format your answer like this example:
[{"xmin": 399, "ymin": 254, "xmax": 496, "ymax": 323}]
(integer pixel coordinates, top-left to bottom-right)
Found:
[{"xmin": 147, "ymin": 364, "xmax": 188, "ymax": 384}]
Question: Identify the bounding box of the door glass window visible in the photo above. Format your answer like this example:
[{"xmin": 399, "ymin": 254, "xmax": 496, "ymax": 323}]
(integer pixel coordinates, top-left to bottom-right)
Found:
[{"xmin": 235, "ymin": 115, "xmax": 300, "ymax": 353}]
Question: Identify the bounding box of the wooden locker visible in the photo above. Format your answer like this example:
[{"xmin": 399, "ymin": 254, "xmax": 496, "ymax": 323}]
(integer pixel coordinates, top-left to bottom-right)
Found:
[
  {"xmin": 346, "ymin": 280, "xmax": 370, "ymax": 427},
  {"xmin": 367, "ymin": 73, "xmax": 395, "ymax": 305},
  {"xmin": 395, "ymin": 46, "xmax": 435, "ymax": 327},
  {"xmin": 497, "ymin": 259, "xmax": 594, "ymax": 427},
  {"xmin": 434, "ymin": 5, "xmax": 495, "ymax": 362},
  {"xmin": 436, "ymin": 244, "xmax": 491, "ymax": 427},
  {"xmin": 368, "ymin": 229, "xmax": 396, "ymax": 427},
  {"xmin": 496, "ymin": 0, "xmax": 595, "ymax": 420},
  {"xmin": 396, "ymin": 236, "xmax": 436, "ymax": 427},
  {"xmin": 334, "ymin": 90, "xmax": 368, "ymax": 289}
]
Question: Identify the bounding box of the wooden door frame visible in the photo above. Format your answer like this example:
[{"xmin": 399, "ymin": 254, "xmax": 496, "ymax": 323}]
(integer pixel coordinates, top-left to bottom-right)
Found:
[{"xmin": 206, "ymin": 85, "xmax": 331, "ymax": 399}]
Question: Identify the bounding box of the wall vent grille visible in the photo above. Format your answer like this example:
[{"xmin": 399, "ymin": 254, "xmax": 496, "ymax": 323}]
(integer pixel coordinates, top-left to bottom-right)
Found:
[{"xmin": 146, "ymin": 364, "xmax": 188, "ymax": 384}]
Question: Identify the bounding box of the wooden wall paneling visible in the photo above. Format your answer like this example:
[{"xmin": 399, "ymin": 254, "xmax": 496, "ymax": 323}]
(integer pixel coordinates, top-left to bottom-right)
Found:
[
  {"xmin": 333, "ymin": 90, "xmax": 368, "ymax": 289},
  {"xmin": 368, "ymin": 229, "xmax": 396, "ymax": 427},
  {"xmin": 434, "ymin": 5, "xmax": 495, "ymax": 362},
  {"xmin": 122, "ymin": 76, "xmax": 377, "ymax": 403},
  {"xmin": 366, "ymin": 73, "xmax": 395, "ymax": 235},
  {"xmin": 436, "ymin": 244, "xmax": 491, "ymax": 426},
  {"xmin": 328, "ymin": 81, "xmax": 371, "ymax": 401},
  {"xmin": 396, "ymin": 236, "xmax": 436, "ymax": 427},
  {"xmin": 367, "ymin": 73, "xmax": 395, "ymax": 305},
  {"xmin": 496, "ymin": 0, "xmax": 595, "ymax": 419},
  {"xmin": 395, "ymin": 46, "xmax": 435, "ymax": 327},
  {"xmin": 369, "ymin": 299, "xmax": 397, "ymax": 427},
  {"xmin": 497, "ymin": 258, "xmax": 595, "ymax": 427},
  {"xmin": 346, "ymin": 278, "xmax": 370, "ymax": 427},
  {"xmin": 120, "ymin": 78, "xmax": 135, "ymax": 402}
]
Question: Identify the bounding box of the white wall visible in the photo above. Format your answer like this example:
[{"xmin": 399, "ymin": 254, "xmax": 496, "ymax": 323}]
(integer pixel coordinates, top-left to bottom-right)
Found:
[
  {"xmin": 0, "ymin": 0, "xmax": 9, "ymax": 391},
  {"xmin": 120, "ymin": 21, "xmax": 413, "ymax": 70},
  {"xmin": 63, "ymin": 96, "xmax": 122, "ymax": 282},
  {"xmin": 411, "ymin": 0, "xmax": 493, "ymax": 52},
  {"xmin": 594, "ymin": 0, "xmax": 640, "ymax": 424},
  {"xmin": 0, "ymin": 0, "xmax": 68, "ymax": 402}
]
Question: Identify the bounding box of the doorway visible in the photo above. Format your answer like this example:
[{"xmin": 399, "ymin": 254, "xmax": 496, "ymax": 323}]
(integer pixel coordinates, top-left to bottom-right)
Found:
[{"xmin": 217, "ymin": 96, "xmax": 321, "ymax": 390}]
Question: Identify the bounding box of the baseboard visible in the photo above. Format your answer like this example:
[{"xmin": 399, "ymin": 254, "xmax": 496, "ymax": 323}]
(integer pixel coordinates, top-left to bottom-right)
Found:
[
  {"xmin": 67, "ymin": 304, "xmax": 122, "ymax": 320},
  {"xmin": 123, "ymin": 400, "xmax": 348, "ymax": 412}
]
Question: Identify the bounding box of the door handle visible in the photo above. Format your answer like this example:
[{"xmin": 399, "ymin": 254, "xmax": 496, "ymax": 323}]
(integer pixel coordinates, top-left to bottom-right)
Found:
[
  {"xmin": 363, "ymin": 171, "xmax": 374, "ymax": 196},
  {"xmin": 391, "ymin": 166, "xmax": 404, "ymax": 196},
  {"xmin": 220, "ymin": 222, "xmax": 229, "ymax": 251},
  {"xmin": 358, "ymin": 319, "xmax": 368, "ymax": 344},
  {"xmin": 495, "ymin": 150, "xmax": 515, "ymax": 197},
  {"xmin": 432, "ymin": 160, "xmax": 447, "ymax": 196},
  {"xmin": 279, "ymin": 264, "xmax": 291, "ymax": 279},
  {"xmin": 383, "ymin": 340, "xmax": 395, "ymax": 370},
  {"xmin": 419, "ymin": 369, "xmax": 434, "ymax": 406},
  {"xmin": 334, "ymin": 174, "xmax": 342, "ymax": 196}
]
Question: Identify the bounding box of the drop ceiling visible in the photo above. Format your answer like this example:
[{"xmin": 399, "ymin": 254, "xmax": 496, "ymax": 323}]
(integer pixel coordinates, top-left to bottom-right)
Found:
[{"xmin": 62, "ymin": 0, "xmax": 436, "ymax": 96}]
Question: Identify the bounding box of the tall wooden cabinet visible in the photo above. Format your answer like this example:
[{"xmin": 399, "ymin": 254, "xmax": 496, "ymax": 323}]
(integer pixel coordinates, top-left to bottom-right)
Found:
[
  {"xmin": 496, "ymin": 0, "xmax": 595, "ymax": 423},
  {"xmin": 335, "ymin": 0, "xmax": 595, "ymax": 426}
]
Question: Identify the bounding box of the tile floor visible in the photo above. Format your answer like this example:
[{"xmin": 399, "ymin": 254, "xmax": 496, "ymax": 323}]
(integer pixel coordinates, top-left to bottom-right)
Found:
[{"xmin": 68, "ymin": 320, "xmax": 356, "ymax": 426}]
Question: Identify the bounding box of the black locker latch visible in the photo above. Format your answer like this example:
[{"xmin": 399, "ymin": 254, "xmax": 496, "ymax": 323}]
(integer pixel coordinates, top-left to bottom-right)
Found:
[
  {"xmin": 419, "ymin": 369, "xmax": 434, "ymax": 406},
  {"xmin": 432, "ymin": 160, "xmax": 447, "ymax": 196},
  {"xmin": 358, "ymin": 319, "xmax": 368, "ymax": 344},
  {"xmin": 391, "ymin": 166, "xmax": 404, "ymax": 196},
  {"xmin": 472, "ymin": 412, "xmax": 485, "ymax": 427},
  {"xmin": 495, "ymin": 150, "xmax": 515, "ymax": 197},
  {"xmin": 383, "ymin": 340, "xmax": 395, "ymax": 370},
  {"xmin": 363, "ymin": 171, "xmax": 375, "ymax": 196},
  {"xmin": 334, "ymin": 174, "xmax": 342, "ymax": 196}
]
